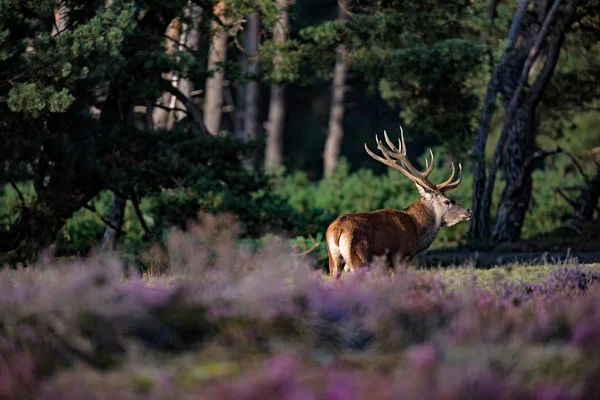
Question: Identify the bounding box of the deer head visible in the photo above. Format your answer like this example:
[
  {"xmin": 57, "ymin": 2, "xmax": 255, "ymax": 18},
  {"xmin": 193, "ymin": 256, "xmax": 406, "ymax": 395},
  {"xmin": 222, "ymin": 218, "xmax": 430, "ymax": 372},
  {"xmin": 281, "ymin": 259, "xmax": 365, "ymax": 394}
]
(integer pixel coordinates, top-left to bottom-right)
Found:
[{"xmin": 364, "ymin": 127, "xmax": 472, "ymax": 227}]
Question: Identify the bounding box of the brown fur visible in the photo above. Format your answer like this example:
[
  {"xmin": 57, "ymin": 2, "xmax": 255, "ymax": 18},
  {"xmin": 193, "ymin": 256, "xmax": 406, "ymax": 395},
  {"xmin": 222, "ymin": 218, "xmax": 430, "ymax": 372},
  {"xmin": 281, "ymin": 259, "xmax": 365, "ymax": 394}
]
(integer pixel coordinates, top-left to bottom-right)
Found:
[
  {"xmin": 326, "ymin": 195, "xmax": 471, "ymax": 279},
  {"xmin": 326, "ymin": 202, "xmax": 430, "ymax": 279}
]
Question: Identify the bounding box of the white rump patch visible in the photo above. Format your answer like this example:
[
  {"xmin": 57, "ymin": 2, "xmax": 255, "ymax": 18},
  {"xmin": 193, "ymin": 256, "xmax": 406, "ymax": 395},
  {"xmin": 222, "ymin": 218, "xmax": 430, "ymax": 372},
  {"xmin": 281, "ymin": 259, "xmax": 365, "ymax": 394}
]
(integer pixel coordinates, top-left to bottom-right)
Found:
[{"xmin": 338, "ymin": 233, "xmax": 351, "ymax": 264}]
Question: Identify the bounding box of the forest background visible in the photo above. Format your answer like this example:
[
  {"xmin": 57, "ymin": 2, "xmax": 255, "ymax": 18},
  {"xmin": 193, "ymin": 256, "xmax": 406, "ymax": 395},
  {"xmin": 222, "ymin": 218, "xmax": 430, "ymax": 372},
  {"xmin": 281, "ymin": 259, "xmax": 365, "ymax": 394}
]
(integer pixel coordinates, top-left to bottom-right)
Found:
[{"xmin": 1, "ymin": 0, "xmax": 599, "ymax": 268}]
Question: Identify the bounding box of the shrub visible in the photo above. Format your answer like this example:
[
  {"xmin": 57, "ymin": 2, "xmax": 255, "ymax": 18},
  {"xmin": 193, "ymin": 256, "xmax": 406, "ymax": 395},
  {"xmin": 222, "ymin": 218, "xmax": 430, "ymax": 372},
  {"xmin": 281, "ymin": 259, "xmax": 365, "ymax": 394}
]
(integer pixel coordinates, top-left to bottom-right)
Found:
[
  {"xmin": 2, "ymin": 219, "xmax": 600, "ymax": 398},
  {"xmin": 276, "ymin": 151, "xmax": 581, "ymax": 259}
]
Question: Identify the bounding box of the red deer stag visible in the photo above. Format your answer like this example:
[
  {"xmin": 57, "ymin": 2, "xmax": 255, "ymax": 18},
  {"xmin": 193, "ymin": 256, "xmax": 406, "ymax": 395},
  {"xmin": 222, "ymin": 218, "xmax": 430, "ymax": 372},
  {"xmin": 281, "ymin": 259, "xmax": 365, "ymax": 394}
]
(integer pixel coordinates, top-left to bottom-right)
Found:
[{"xmin": 326, "ymin": 127, "xmax": 472, "ymax": 279}]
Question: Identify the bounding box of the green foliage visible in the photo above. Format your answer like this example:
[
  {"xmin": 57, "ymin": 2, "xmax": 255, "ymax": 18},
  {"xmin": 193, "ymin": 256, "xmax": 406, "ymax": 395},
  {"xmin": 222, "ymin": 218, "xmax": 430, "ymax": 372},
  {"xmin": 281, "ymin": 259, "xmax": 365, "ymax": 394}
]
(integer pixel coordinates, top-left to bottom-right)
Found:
[
  {"xmin": 128, "ymin": 129, "xmax": 328, "ymax": 240},
  {"xmin": 276, "ymin": 151, "xmax": 581, "ymax": 265},
  {"xmin": 0, "ymin": 2, "xmax": 135, "ymax": 117},
  {"xmin": 296, "ymin": 0, "xmax": 488, "ymax": 152},
  {"xmin": 46, "ymin": 129, "xmax": 334, "ymax": 258},
  {"xmin": 6, "ymin": 84, "xmax": 74, "ymax": 117},
  {"xmin": 0, "ymin": 0, "xmax": 598, "ymax": 263}
]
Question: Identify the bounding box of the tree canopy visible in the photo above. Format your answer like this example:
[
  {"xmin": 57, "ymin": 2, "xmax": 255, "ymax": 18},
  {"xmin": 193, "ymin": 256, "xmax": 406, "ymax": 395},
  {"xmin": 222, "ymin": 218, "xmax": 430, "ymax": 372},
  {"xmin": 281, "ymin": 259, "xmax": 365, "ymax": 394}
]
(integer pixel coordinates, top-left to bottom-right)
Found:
[{"xmin": 0, "ymin": 0, "xmax": 599, "ymax": 264}]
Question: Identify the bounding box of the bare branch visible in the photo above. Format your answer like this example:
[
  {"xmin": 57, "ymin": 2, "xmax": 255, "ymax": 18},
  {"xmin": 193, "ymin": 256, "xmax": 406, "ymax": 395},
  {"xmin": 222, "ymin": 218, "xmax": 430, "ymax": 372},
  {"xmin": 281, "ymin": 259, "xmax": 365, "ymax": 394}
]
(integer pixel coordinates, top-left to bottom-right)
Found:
[
  {"xmin": 83, "ymin": 204, "xmax": 127, "ymax": 235},
  {"xmin": 10, "ymin": 182, "xmax": 26, "ymax": 207},
  {"xmin": 337, "ymin": 0, "xmax": 355, "ymax": 19},
  {"xmin": 130, "ymin": 189, "xmax": 152, "ymax": 237},
  {"xmin": 152, "ymin": 103, "xmax": 188, "ymax": 115},
  {"xmin": 564, "ymin": 150, "xmax": 590, "ymax": 182},
  {"xmin": 161, "ymin": 33, "xmax": 198, "ymax": 53},
  {"xmin": 503, "ymin": 0, "xmax": 563, "ymax": 136},
  {"xmin": 528, "ymin": 0, "xmax": 580, "ymax": 107},
  {"xmin": 161, "ymin": 80, "xmax": 209, "ymax": 136},
  {"xmin": 554, "ymin": 187, "xmax": 578, "ymax": 207},
  {"xmin": 509, "ymin": 147, "xmax": 562, "ymax": 197}
]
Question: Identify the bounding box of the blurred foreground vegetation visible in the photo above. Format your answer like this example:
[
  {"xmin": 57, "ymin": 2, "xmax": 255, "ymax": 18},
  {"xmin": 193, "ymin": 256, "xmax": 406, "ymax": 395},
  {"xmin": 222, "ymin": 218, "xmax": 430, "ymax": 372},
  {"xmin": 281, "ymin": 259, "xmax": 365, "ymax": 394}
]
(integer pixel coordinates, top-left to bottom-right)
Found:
[{"xmin": 2, "ymin": 219, "xmax": 600, "ymax": 399}]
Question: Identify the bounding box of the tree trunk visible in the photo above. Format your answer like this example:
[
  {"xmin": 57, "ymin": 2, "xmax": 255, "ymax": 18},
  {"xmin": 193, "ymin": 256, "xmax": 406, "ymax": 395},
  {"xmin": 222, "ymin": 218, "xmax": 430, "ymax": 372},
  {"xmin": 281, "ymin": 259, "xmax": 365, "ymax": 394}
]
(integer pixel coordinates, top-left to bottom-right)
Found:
[
  {"xmin": 471, "ymin": 0, "xmax": 579, "ymax": 242},
  {"xmin": 265, "ymin": 85, "xmax": 285, "ymax": 170},
  {"xmin": 323, "ymin": 0, "xmax": 350, "ymax": 177},
  {"xmin": 490, "ymin": 109, "xmax": 535, "ymax": 241},
  {"xmin": 470, "ymin": 0, "xmax": 531, "ymax": 241},
  {"xmin": 264, "ymin": 0, "xmax": 290, "ymax": 170},
  {"xmin": 100, "ymin": 195, "xmax": 127, "ymax": 251},
  {"xmin": 152, "ymin": 18, "xmax": 182, "ymax": 129},
  {"xmin": 102, "ymin": 5, "xmax": 189, "ymax": 252},
  {"xmin": 99, "ymin": 86, "xmax": 133, "ymax": 252},
  {"xmin": 574, "ymin": 172, "xmax": 600, "ymax": 222},
  {"xmin": 203, "ymin": 0, "xmax": 228, "ymax": 136},
  {"xmin": 51, "ymin": 2, "xmax": 68, "ymax": 36},
  {"xmin": 174, "ymin": 3, "xmax": 201, "ymax": 123},
  {"xmin": 243, "ymin": 11, "xmax": 261, "ymax": 140}
]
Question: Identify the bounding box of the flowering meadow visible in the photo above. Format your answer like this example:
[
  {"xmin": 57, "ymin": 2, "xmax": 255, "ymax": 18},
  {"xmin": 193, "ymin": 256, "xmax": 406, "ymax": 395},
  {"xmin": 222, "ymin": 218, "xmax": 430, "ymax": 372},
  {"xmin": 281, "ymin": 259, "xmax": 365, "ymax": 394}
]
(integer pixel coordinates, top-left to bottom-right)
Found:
[{"xmin": 2, "ymin": 217, "xmax": 600, "ymax": 399}]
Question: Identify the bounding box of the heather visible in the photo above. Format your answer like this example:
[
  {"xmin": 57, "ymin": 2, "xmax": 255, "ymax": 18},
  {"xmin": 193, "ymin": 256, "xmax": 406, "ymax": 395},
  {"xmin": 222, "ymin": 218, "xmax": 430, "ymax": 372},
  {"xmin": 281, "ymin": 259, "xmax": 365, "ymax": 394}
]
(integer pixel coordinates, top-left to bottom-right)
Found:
[{"xmin": 1, "ymin": 218, "xmax": 600, "ymax": 399}]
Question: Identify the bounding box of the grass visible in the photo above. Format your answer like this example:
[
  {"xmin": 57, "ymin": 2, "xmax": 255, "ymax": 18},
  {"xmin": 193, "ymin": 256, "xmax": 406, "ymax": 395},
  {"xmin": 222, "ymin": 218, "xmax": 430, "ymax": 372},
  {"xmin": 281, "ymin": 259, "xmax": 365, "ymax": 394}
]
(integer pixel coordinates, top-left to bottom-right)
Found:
[{"xmin": 432, "ymin": 261, "xmax": 600, "ymax": 289}]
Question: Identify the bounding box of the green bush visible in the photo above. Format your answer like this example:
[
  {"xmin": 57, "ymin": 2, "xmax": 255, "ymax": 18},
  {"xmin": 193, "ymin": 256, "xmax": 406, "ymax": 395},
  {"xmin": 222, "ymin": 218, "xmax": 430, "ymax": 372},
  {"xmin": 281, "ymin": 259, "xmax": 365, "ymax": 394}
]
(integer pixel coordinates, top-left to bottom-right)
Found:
[
  {"xmin": 0, "ymin": 144, "xmax": 581, "ymax": 266},
  {"xmin": 275, "ymin": 151, "xmax": 583, "ymax": 264},
  {"xmin": 275, "ymin": 155, "xmax": 474, "ymax": 252}
]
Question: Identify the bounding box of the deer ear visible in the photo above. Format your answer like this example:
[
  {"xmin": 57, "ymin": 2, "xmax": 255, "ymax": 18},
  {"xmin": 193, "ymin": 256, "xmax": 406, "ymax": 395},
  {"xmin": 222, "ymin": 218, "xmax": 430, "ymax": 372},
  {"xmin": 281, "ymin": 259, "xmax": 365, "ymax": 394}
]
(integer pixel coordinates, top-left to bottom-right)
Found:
[{"xmin": 415, "ymin": 182, "xmax": 433, "ymax": 198}]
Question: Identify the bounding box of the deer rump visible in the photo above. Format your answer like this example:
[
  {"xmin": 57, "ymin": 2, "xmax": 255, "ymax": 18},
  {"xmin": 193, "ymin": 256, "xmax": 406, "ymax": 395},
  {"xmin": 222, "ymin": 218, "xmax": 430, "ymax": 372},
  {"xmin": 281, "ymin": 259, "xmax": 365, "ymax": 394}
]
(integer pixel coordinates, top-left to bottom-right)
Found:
[{"xmin": 326, "ymin": 209, "xmax": 420, "ymax": 273}]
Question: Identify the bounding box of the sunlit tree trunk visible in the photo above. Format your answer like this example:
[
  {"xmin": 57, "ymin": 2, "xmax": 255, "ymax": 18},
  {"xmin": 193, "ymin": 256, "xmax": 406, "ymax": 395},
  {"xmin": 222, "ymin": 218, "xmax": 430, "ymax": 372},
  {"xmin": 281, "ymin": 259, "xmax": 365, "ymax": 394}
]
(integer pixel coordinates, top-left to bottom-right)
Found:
[
  {"xmin": 174, "ymin": 3, "xmax": 201, "ymax": 123},
  {"xmin": 152, "ymin": 18, "xmax": 182, "ymax": 130},
  {"xmin": 203, "ymin": 0, "xmax": 228, "ymax": 136},
  {"xmin": 264, "ymin": 0, "xmax": 290, "ymax": 170},
  {"xmin": 323, "ymin": 0, "xmax": 350, "ymax": 176},
  {"xmin": 51, "ymin": 1, "xmax": 68, "ymax": 36}
]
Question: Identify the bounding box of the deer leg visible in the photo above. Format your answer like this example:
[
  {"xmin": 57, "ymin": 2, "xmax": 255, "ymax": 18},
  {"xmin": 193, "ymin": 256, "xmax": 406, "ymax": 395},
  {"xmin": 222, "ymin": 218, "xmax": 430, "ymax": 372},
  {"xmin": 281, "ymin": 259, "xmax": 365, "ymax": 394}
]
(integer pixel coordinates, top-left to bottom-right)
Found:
[{"xmin": 328, "ymin": 247, "xmax": 343, "ymax": 279}]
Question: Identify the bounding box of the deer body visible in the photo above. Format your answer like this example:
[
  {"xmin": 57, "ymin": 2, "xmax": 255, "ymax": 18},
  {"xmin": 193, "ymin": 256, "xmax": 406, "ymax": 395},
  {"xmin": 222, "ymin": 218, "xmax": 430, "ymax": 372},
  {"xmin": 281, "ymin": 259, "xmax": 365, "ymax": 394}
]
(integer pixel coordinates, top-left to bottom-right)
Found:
[{"xmin": 326, "ymin": 128, "xmax": 472, "ymax": 279}]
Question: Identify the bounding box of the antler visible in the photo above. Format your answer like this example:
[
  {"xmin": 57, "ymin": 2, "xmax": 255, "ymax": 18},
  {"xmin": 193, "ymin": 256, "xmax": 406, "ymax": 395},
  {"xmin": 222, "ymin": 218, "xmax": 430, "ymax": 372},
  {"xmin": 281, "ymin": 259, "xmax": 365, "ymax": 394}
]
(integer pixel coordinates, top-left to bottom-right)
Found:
[
  {"xmin": 435, "ymin": 161, "xmax": 462, "ymax": 192},
  {"xmin": 364, "ymin": 126, "xmax": 462, "ymax": 193}
]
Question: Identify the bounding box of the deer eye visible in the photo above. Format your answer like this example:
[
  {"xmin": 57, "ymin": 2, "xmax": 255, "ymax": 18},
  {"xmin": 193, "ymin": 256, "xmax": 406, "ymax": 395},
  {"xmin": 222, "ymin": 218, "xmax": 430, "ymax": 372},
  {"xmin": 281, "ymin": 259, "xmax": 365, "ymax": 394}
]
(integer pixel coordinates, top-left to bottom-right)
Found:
[{"xmin": 443, "ymin": 200, "xmax": 451, "ymax": 206}]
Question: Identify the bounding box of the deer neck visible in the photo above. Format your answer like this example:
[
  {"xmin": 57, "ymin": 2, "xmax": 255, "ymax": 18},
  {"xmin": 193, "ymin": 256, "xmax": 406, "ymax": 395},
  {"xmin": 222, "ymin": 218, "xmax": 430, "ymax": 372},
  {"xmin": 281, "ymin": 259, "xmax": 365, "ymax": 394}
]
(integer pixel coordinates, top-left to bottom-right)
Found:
[{"xmin": 405, "ymin": 198, "xmax": 443, "ymax": 253}]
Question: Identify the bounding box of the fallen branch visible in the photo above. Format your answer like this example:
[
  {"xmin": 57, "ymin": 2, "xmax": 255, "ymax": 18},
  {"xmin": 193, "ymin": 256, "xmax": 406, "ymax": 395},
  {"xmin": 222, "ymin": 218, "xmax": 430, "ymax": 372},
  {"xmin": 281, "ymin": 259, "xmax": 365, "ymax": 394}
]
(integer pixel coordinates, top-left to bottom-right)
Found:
[{"xmin": 292, "ymin": 242, "xmax": 320, "ymax": 257}]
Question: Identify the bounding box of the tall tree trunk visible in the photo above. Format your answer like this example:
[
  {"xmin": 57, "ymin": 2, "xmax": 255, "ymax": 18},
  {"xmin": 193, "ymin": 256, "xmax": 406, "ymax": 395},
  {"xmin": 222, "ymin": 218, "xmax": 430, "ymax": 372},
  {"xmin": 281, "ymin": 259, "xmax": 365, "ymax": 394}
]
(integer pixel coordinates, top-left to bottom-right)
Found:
[
  {"xmin": 100, "ymin": 195, "xmax": 127, "ymax": 251},
  {"xmin": 243, "ymin": 11, "xmax": 261, "ymax": 140},
  {"xmin": 174, "ymin": 3, "xmax": 201, "ymax": 123},
  {"xmin": 203, "ymin": 0, "xmax": 228, "ymax": 136},
  {"xmin": 264, "ymin": 0, "xmax": 290, "ymax": 170},
  {"xmin": 323, "ymin": 0, "xmax": 350, "ymax": 177},
  {"xmin": 480, "ymin": 0, "xmax": 580, "ymax": 242},
  {"xmin": 152, "ymin": 18, "xmax": 182, "ymax": 129},
  {"xmin": 490, "ymin": 109, "xmax": 535, "ymax": 241},
  {"xmin": 470, "ymin": 0, "xmax": 531, "ymax": 241}
]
